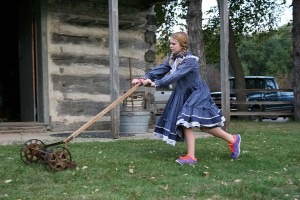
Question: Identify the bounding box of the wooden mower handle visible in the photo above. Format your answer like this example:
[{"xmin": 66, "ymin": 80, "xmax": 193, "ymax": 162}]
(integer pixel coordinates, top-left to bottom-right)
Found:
[{"xmin": 64, "ymin": 84, "xmax": 141, "ymax": 144}]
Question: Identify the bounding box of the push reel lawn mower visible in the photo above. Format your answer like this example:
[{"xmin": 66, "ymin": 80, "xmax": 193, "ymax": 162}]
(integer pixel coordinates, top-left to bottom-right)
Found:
[{"xmin": 20, "ymin": 84, "xmax": 140, "ymax": 172}]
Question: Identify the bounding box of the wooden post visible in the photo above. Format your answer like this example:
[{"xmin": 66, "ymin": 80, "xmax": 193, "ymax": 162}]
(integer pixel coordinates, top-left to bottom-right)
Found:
[
  {"xmin": 220, "ymin": 0, "xmax": 230, "ymax": 131},
  {"xmin": 109, "ymin": 0, "xmax": 120, "ymax": 138},
  {"xmin": 129, "ymin": 57, "xmax": 134, "ymax": 111}
]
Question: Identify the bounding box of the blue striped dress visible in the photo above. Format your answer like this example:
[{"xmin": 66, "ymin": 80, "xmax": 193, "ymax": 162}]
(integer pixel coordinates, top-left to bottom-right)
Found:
[{"xmin": 144, "ymin": 52, "xmax": 225, "ymax": 146}]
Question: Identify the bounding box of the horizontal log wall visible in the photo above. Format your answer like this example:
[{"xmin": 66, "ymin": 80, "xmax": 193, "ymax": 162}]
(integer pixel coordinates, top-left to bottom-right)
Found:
[{"xmin": 47, "ymin": 0, "xmax": 156, "ymax": 131}]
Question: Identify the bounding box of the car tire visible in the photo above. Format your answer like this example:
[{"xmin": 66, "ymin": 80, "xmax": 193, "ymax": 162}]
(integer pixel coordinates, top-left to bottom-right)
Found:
[{"xmin": 250, "ymin": 106, "xmax": 263, "ymax": 121}]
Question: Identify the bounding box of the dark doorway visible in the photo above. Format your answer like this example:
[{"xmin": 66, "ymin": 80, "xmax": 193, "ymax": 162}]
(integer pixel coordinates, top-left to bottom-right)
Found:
[
  {"xmin": 0, "ymin": 1, "xmax": 20, "ymax": 121},
  {"xmin": 0, "ymin": 0, "xmax": 37, "ymax": 122}
]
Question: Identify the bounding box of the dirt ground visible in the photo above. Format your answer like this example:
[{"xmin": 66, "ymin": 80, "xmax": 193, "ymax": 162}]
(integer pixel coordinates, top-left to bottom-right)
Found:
[{"xmin": 0, "ymin": 130, "xmax": 210, "ymax": 145}]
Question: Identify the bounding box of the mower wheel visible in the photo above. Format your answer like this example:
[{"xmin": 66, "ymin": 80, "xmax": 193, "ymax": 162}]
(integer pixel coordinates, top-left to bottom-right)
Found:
[
  {"xmin": 20, "ymin": 139, "xmax": 45, "ymax": 164},
  {"xmin": 45, "ymin": 147, "xmax": 72, "ymax": 172}
]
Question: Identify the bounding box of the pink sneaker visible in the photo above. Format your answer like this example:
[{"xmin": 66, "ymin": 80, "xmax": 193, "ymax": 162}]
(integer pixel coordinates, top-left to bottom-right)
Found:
[
  {"xmin": 176, "ymin": 154, "xmax": 198, "ymax": 165},
  {"xmin": 228, "ymin": 134, "xmax": 241, "ymax": 159}
]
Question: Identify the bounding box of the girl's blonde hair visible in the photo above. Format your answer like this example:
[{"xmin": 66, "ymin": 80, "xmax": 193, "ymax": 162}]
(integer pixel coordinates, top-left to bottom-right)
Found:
[{"xmin": 169, "ymin": 32, "xmax": 189, "ymax": 66}]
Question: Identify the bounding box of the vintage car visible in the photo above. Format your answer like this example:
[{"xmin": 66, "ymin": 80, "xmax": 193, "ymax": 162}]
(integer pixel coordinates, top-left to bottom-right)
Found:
[
  {"xmin": 154, "ymin": 76, "xmax": 294, "ymax": 120},
  {"xmin": 210, "ymin": 76, "xmax": 294, "ymax": 119}
]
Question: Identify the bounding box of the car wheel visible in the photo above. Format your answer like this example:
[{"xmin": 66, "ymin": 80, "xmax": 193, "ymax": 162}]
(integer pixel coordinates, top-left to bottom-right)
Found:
[{"xmin": 250, "ymin": 106, "xmax": 263, "ymax": 121}]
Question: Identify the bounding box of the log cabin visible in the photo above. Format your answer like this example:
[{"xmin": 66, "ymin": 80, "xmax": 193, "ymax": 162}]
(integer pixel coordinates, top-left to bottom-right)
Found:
[{"xmin": 0, "ymin": 0, "xmax": 163, "ymax": 132}]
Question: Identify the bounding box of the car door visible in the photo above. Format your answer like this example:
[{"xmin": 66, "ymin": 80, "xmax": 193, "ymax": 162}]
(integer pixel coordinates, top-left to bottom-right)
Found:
[{"xmin": 263, "ymin": 78, "xmax": 281, "ymax": 111}]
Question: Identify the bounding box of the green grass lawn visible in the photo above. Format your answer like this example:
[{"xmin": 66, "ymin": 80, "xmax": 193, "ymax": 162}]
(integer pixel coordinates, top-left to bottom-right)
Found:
[{"xmin": 0, "ymin": 120, "xmax": 299, "ymax": 199}]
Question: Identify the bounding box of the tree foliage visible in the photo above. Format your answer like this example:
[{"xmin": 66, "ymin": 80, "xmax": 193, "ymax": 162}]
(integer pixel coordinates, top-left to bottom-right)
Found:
[
  {"xmin": 204, "ymin": 0, "xmax": 286, "ymax": 64},
  {"xmin": 155, "ymin": 0, "xmax": 286, "ymax": 61},
  {"xmin": 154, "ymin": 0, "xmax": 187, "ymax": 56},
  {"xmin": 237, "ymin": 25, "xmax": 293, "ymax": 85}
]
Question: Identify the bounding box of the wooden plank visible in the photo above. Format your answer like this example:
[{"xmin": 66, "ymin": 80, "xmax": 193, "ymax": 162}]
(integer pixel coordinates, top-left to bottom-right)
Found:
[
  {"xmin": 0, "ymin": 122, "xmax": 47, "ymax": 133},
  {"xmin": 232, "ymin": 89, "xmax": 293, "ymax": 92},
  {"xmin": 214, "ymin": 100, "xmax": 293, "ymax": 105},
  {"xmin": 230, "ymin": 111, "xmax": 293, "ymax": 116},
  {"xmin": 231, "ymin": 101, "xmax": 293, "ymax": 105}
]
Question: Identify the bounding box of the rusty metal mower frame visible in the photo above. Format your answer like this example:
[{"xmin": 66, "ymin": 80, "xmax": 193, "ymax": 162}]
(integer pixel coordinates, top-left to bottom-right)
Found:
[{"xmin": 20, "ymin": 84, "xmax": 141, "ymax": 171}]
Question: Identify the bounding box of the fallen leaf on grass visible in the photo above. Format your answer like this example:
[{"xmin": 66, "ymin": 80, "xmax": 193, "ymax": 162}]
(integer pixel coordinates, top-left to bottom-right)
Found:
[
  {"xmin": 4, "ymin": 180, "xmax": 12, "ymax": 184},
  {"xmin": 221, "ymin": 181, "xmax": 228, "ymax": 186},
  {"xmin": 159, "ymin": 184, "xmax": 168, "ymax": 190},
  {"xmin": 82, "ymin": 166, "xmax": 88, "ymax": 170},
  {"xmin": 136, "ymin": 192, "xmax": 142, "ymax": 197},
  {"xmin": 203, "ymin": 172, "xmax": 210, "ymax": 176},
  {"xmin": 129, "ymin": 164, "xmax": 135, "ymax": 174},
  {"xmin": 234, "ymin": 179, "xmax": 242, "ymax": 183}
]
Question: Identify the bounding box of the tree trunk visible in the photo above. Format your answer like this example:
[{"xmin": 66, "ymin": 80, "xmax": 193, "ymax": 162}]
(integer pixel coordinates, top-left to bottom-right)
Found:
[
  {"xmin": 228, "ymin": 21, "xmax": 247, "ymax": 113},
  {"xmin": 292, "ymin": 0, "xmax": 300, "ymax": 121},
  {"xmin": 187, "ymin": 0, "xmax": 208, "ymax": 82}
]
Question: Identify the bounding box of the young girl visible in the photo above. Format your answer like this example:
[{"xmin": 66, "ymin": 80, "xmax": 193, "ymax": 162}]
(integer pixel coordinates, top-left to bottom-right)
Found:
[{"xmin": 132, "ymin": 32, "xmax": 241, "ymax": 165}]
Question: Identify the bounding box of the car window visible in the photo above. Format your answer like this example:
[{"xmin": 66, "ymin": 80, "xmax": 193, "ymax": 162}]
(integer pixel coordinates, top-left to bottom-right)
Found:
[
  {"xmin": 230, "ymin": 77, "xmax": 276, "ymax": 89},
  {"xmin": 231, "ymin": 78, "xmax": 264, "ymax": 89},
  {"xmin": 266, "ymin": 79, "xmax": 276, "ymax": 89},
  {"xmin": 156, "ymin": 84, "xmax": 173, "ymax": 91},
  {"xmin": 229, "ymin": 77, "xmax": 276, "ymax": 90},
  {"xmin": 230, "ymin": 79, "xmax": 234, "ymax": 90},
  {"xmin": 245, "ymin": 79, "xmax": 264, "ymax": 89}
]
